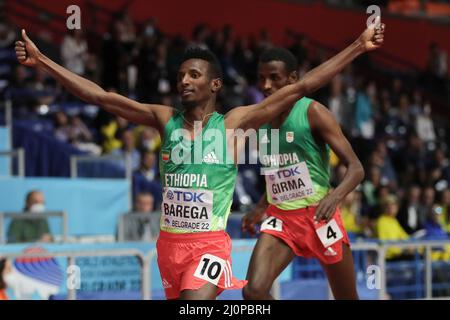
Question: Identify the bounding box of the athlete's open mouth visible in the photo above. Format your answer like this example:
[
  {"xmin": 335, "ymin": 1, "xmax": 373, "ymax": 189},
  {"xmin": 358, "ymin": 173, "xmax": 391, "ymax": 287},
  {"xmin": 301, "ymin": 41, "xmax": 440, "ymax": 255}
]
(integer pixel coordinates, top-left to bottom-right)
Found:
[{"xmin": 182, "ymin": 90, "xmax": 194, "ymax": 97}]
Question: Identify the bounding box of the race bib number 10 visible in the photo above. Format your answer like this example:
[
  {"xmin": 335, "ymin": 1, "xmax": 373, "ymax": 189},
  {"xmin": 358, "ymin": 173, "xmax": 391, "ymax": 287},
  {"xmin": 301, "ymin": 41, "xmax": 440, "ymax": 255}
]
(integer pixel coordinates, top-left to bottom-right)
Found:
[{"xmin": 194, "ymin": 254, "xmax": 226, "ymax": 286}]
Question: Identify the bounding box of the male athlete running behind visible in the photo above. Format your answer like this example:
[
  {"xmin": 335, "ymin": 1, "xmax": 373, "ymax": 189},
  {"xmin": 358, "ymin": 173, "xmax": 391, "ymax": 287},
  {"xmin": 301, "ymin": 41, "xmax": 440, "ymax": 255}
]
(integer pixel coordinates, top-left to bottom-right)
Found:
[
  {"xmin": 16, "ymin": 21, "xmax": 383, "ymax": 300},
  {"xmin": 242, "ymin": 23, "xmax": 385, "ymax": 300}
]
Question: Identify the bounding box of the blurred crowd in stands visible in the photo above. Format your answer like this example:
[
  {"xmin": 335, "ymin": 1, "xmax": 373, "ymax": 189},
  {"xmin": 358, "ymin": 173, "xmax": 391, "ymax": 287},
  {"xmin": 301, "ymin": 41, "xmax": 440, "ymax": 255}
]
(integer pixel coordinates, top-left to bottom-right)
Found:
[{"xmin": 0, "ymin": 11, "xmax": 449, "ymax": 253}]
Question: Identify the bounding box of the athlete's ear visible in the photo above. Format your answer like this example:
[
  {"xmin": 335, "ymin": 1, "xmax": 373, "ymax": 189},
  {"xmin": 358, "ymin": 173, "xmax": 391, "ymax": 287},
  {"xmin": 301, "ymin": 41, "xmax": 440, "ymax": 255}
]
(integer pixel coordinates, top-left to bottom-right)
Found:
[
  {"xmin": 288, "ymin": 70, "xmax": 298, "ymax": 84},
  {"xmin": 211, "ymin": 78, "xmax": 222, "ymax": 93}
]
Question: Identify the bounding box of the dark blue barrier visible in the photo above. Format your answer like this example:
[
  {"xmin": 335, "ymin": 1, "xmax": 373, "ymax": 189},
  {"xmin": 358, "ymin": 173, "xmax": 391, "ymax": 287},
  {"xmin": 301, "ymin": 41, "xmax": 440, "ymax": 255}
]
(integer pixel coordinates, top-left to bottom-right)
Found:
[
  {"xmin": 13, "ymin": 120, "xmax": 85, "ymax": 177},
  {"xmin": 12, "ymin": 120, "xmax": 134, "ymax": 179},
  {"xmin": 132, "ymin": 173, "xmax": 163, "ymax": 207}
]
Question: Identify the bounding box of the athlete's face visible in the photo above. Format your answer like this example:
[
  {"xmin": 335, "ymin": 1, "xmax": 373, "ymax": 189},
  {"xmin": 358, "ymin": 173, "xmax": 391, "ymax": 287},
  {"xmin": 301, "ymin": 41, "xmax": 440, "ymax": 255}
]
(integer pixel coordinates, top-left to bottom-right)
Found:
[
  {"xmin": 177, "ymin": 59, "xmax": 222, "ymax": 108},
  {"xmin": 258, "ymin": 61, "xmax": 298, "ymax": 97}
]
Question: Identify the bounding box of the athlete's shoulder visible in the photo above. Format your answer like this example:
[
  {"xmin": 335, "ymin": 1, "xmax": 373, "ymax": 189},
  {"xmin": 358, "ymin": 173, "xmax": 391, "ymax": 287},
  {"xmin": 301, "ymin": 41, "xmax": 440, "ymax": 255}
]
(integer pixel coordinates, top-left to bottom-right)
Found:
[
  {"xmin": 298, "ymin": 96, "xmax": 315, "ymax": 106},
  {"xmin": 162, "ymin": 109, "xmax": 183, "ymax": 133},
  {"xmin": 213, "ymin": 111, "xmax": 225, "ymax": 119}
]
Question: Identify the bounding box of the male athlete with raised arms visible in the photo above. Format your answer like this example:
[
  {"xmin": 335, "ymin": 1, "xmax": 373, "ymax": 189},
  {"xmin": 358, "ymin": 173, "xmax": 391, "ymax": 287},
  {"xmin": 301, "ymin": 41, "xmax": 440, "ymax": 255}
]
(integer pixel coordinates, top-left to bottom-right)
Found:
[
  {"xmin": 16, "ymin": 21, "xmax": 384, "ymax": 300},
  {"xmin": 242, "ymin": 22, "xmax": 385, "ymax": 301}
]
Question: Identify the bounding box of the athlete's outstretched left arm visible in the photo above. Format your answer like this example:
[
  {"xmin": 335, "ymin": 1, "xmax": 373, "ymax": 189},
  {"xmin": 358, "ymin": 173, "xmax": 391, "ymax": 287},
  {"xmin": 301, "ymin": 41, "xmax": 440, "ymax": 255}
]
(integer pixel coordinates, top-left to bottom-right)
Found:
[
  {"xmin": 309, "ymin": 102, "xmax": 365, "ymax": 222},
  {"xmin": 225, "ymin": 20, "xmax": 385, "ymax": 130}
]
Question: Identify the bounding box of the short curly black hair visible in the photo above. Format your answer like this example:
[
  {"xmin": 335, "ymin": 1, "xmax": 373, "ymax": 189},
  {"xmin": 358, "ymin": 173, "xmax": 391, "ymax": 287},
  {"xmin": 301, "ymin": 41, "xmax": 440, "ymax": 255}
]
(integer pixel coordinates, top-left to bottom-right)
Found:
[
  {"xmin": 180, "ymin": 46, "xmax": 223, "ymax": 80},
  {"xmin": 259, "ymin": 47, "xmax": 298, "ymax": 74}
]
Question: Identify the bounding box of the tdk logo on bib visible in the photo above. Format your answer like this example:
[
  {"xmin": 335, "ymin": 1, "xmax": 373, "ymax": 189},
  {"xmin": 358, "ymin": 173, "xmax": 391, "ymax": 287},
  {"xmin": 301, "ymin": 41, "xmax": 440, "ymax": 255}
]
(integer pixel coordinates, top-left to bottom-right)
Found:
[
  {"xmin": 275, "ymin": 167, "xmax": 301, "ymax": 178},
  {"xmin": 168, "ymin": 190, "xmax": 205, "ymax": 203},
  {"xmin": 264, "ymin": 162, "xmax": 316, "ymax": 204},
  {"xmin": 162, "ymin": 187, "xmax": 214, "ymax": 232}
]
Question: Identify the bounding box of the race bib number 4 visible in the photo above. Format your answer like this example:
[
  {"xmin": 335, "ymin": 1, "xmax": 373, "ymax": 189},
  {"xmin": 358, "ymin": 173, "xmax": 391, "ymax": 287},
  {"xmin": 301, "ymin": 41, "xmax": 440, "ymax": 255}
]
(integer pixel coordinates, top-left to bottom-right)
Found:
[
  {"xmin": 161, "ymin": 187, "xmax": 213, "ymax": 232},
  {"xmin": 264, "ymin": 162, "xmax": 315, "ymax": 204},
  {"xmin": 315, "ymin": 219, "xmax": 343, "ymax": 248},
  {"xmin": 260, "ymin": 217, "xmax": 283, "ymax": 232},
  {"xmin": 194, "ymin": 254, "xmax": 225, "ymax": 286}
]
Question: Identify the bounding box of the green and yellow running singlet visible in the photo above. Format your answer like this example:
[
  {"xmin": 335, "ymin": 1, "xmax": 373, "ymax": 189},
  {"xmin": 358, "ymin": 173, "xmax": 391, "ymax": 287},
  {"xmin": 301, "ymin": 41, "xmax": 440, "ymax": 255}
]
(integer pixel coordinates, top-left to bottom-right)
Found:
[
  {"xmin": 259, "ymin": 97, "xmax": 331, "ymax": 210},
  {"xmin": 159, "ymin": 111, "xmax": 237, "ymax": 233}
]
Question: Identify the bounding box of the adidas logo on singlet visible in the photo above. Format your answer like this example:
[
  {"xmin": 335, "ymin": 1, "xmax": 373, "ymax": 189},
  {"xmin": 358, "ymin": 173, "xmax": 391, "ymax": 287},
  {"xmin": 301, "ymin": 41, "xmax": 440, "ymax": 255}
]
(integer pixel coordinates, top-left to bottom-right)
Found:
[
  {"xmin": 324, "ymin": 247, "xmax": 337, "ymax": 256},
  {"xmin": 162, "ymin": 278, "xmax": 172, "ymax": 289},
  {"xmin": 203, "ymin": 151, "xmax": 219, "ymax": 164}
]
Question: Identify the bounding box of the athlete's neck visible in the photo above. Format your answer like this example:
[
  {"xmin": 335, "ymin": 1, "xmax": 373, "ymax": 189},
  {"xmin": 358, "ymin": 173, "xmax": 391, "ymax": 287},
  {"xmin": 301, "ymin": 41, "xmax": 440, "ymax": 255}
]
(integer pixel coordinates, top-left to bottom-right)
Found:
[{"xmin": 184, "ymin": 101, "xmax": 216, "ymax": 126}]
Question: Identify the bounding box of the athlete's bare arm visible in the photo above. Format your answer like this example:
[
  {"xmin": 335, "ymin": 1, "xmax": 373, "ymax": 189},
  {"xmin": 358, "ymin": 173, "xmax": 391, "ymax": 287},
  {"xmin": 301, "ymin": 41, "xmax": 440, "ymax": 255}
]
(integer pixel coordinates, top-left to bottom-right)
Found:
[
  {"xmin": 225, "ymin": 21, "xmax": 385, "ymax": 131},
  {"xmin": 242, "ymin": 192, "xmax": 269, "ymax": 235},
  {"xmin": 15, "ymin": 30, "xmax": 173, "ymax": 134},
  {"xmin": 308, "ymin": 102, "xmax": 365, "ymax": 222}
]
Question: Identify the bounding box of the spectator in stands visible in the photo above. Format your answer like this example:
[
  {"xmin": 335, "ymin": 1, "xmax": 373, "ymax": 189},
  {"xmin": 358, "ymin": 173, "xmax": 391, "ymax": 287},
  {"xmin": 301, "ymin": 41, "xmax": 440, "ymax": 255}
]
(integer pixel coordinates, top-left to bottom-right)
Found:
[
  {"xmin": 114, "ymin": 11, "xmax": 138, "ymax": 95},
  {"xmin": 428, "ymin": 42, "xmax": 448, "ymax": 80},
  {"xmin": 415, "ymin": 102, "xmax": 436, "ymax": 143},
  {"xmin": 373, "ymin": 141, "xmax": 397, "ymax": 188},
  {"xmin": 0, "ymin": 21, "xmax": 16, "ymax": 94},
  {"xmin": 421, "ymin": 187, "xmax": 437, "ymax": 224},
  {"xmin": 53, "ymin": 111, "xmax": 71, "ymax": 142},
  {"xmin": 427, "ymin": 42, "xmax": 448, "ymax": 95},
  {"xmin": 428, "ymin": 149, "xmax": 450, "ymax": 187},
  {"xmin": 369, "ymin": 185, "xmax": 392, "ymax": 223},
  {"xmin": 101, "ymin": 115, "xmax": 131, "ymax": 153},
  {"xmin": 341, "ymin": 190, "xmax": 364, "ymax": 237},
  {"xmin": 328, "ymin": 75, "xmax": 352, "ymax": 134},
  {"xmin": 111, "ymin": 129, "xmax": 141, "ymax": 171},
  {"xmin": 115, "ymin": 11, "xmax": 137, "ymax": 49},
  {"xmin": 287, "ymin": 31, "xmax": 308, "ymax": 66},
  {"xmin": 397, "ymin": 185, "xmax": 424, "ymax": 235},
  {"xmin": 362, "ymin": 166, "xmax": 382, "ymax": 208},
  {"xmin": 134, "ymin": 151, "xmax": 158, "ymax": 182},
  {"xmin": 190, "ymin": 23, "xmax": 210, "ymax": 50},
  {"xmin": 257, "ymin": 28, "xmax": 272, "ymax": 51},
  {"xmin": 122, "ymin": 192, "xmax": 156, "ymax": 242},
  {"xmin": 397, "ymin": 93, "xmax": 412, "ymax": 129},
  {"xmin": 27, "ymin": 67, "xmax": 56, "ymax": 106},
  {"xmin": 135, "ymin": 192, "xmax": 155, "ymax": 212},
  {"xmin": 401, "ymin": 133, "xmax": 427, "ymax": 186},
  {"xmin": 374, "ymin": 90, "xmax": 394, "ymax": 137},
  {"xmin": 100, "ymin": 25, "xmax": 121, "ymax": 90},
  {"xmin": 69, "ymin": 115, "xmax": 93, "ymax": 143},
  {"xmin": 61, "ymin": 30, "xmax": 88, "ymax": 76},
  {"xmin": 136, "ymin": 21, "xmax": 159, "ymax": 103},
  {"xmin": 54, "ymin": 112, "xmax": 101, "ymax": 155},
  {"xmin": 7, "ymin": 190, "xmax": 52, "ymax": 243},
  {"xmin": 132, "ymin": 150, "xmax": 162, "ymax": 207},
  {"xmin": 0, "ymin": 258, "xmax": 11, "ymax": 300},
  {"xmin": 137, "ymin": 38, "xmax": 169, "ymax": 103},
  {"xmin": 424, "ymin": 204, "xmax": 449, "ymax": 240},
  {"xmin": 390, "ymin": 78, "xmax": 404, "ymax": 107},
  {"xmin": 7, "ymin": 65, "xmax": 33, "ymax": 117},
  {"xmin": 136, "ymin": 127, "xmax": 161, "ymax": 153},
  {"xmin": 437, "ymin": 189, "xmax": 450, "ymax": 233},
  {"xmin": 409, "ymin": 88, "xmax": 423, "ymax": 117},
  {"xmin": 354, "ymin": 81, "xmax": 375, "ymax": 139},
  {"xmin": 153, "ymin": 42, "xmax": 171, "ymax": 100},
  {"xmin": 69, "ymin": 115, "xmax": 102, "ymax": 156},
  {"xmin": 376, "ymin": 194, "xmax": 412, "ymax": 260}
]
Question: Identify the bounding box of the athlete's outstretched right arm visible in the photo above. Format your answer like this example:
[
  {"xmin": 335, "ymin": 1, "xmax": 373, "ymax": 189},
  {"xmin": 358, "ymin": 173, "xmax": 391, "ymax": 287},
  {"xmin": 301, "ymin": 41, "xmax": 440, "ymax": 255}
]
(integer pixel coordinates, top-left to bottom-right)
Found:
[
  {"xmin": 226, "ymin": 19, "xmax": 385, "ymax": 131},
  {"xmin": 15, "ymin": 30, "xmax": 173, "ymax": 133}
]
